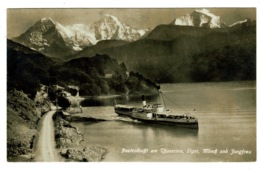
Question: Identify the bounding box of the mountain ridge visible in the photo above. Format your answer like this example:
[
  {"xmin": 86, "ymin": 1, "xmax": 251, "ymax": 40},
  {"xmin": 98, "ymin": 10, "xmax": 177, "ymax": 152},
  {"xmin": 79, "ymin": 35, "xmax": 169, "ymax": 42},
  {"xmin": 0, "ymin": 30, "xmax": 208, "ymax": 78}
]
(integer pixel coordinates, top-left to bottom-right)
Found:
[
  {"xmin": 73, "ymin": 19, "xmax": 256, "ymax": 83},
  {"xmin": 13, "ymin": 14, "xmax": 150, "ymax": 59},
  {"xmin": 7, "ymin": 39, "xmax": 158, "ymax": 97},
  {"xmin": 13, "ymin": 9, "xmax": 251, "ymax": 60},
  {"xmin": 10, "ymin": 9, "xmax": 256, "ymax": 83}
]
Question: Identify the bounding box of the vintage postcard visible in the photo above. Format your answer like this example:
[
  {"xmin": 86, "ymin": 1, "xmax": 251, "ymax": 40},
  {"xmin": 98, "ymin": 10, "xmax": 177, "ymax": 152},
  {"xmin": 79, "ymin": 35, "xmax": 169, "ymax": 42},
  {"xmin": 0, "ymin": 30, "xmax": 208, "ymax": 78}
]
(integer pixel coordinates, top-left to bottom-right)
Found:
[{"xmin": 4, "ymin": 3, "xmax": 257, "ymax": 167}]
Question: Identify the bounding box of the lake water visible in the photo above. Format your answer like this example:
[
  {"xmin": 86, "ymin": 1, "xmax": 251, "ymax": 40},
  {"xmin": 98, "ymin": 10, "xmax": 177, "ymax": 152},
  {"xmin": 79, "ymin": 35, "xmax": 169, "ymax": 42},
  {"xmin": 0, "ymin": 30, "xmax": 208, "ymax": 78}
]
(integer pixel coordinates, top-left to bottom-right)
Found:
[{"xmin": 72, "ymin": 81, "xmax": 256, "ymax": 162}]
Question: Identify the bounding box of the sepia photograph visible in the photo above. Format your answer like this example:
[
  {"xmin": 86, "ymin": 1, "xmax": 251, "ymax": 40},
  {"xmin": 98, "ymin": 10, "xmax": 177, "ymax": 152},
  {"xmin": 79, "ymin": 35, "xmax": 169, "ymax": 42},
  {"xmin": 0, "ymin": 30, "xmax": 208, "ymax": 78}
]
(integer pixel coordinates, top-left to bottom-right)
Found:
[{"xmin": 6, "ymin": 6, "xmax": 256, "ymax": 163}]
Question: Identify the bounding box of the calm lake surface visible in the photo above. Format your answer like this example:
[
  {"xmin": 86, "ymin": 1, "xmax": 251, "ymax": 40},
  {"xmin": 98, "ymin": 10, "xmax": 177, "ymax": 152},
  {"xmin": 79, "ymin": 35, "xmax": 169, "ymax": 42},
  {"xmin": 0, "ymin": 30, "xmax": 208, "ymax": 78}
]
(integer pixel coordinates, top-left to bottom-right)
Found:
[{"xmin": 72, "ymin": 81, "xmax": 256, "ymax": 162}]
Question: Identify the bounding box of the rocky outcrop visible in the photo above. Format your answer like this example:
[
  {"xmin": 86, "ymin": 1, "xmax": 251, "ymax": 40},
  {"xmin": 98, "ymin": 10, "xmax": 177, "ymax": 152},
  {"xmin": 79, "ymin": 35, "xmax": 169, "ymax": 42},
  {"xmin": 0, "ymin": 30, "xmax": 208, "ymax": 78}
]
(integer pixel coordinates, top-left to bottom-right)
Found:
[
  {"xmin": 53, "ymin": 111, "xmax": 107, "ymax": 161},
  {"xmin": 35, "ymin": 85, "xmax": 52, "ymax": 116},
  {"xmin": 60, "ymin": 147, "xmax": 107, "ymax": 162},
  {"xmin": 53, "ymin": 112, "xmax": 84, "ymax": 148}
]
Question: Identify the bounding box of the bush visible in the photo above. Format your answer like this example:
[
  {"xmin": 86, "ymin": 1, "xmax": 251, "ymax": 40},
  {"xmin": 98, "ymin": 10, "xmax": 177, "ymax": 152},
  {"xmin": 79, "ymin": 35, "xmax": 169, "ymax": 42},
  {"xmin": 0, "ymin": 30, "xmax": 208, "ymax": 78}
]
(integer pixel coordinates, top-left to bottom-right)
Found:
[{"xmin": 57, "ymin": 96, "xmax": 71, "ymax": 110}]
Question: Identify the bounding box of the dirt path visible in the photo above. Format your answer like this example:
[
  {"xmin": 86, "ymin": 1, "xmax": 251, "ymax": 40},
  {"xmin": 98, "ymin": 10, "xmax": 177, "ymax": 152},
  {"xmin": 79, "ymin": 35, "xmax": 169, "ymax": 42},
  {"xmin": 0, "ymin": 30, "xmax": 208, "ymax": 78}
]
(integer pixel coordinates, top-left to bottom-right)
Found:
[{"xmin": 34, "ymin": 107, "xmax": 60, "ymax": 162}]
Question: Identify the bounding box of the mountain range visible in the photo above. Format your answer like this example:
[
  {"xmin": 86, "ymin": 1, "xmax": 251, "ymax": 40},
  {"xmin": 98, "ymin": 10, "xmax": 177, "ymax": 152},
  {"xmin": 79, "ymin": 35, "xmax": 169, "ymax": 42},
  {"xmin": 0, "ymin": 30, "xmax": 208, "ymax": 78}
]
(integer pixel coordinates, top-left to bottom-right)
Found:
[
  {"xmin": 13, "ymin": 14, "xmax": 149, "ymax": 58},
  {"xmin": 13, "ymin": 9, "xmax": 239, "ymax": 59},
  {"xmin": 11, "ymin": 9, "xmax": 256, "ymax": 83}
]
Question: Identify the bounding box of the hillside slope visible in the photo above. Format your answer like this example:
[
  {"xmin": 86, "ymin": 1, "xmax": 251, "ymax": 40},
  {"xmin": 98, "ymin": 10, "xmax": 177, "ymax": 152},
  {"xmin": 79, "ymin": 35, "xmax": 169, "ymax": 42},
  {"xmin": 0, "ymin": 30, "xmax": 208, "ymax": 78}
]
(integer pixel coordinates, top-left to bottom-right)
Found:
[
  {"xmin": 7, "ymin": 39, "xmax": 158, "ymax": 97},
  {"xmin": 7, "ymin": 89, "xmax": 51, "ymax": 161},
  {"xmin": 74, "ymin": 20, "xmax": 256, "ymax": 83}
]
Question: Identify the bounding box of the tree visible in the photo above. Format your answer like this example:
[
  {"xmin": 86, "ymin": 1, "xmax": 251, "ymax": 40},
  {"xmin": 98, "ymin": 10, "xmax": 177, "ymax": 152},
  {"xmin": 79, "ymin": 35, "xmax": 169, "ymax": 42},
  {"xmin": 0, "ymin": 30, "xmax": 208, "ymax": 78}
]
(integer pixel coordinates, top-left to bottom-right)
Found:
[
  {"xmin": 110, "ymin": 74, "xmax": 126, "ymax": 94},
  {"xmin": 57, "ymin": 96, "xmax": 71, "ymax": 110}
]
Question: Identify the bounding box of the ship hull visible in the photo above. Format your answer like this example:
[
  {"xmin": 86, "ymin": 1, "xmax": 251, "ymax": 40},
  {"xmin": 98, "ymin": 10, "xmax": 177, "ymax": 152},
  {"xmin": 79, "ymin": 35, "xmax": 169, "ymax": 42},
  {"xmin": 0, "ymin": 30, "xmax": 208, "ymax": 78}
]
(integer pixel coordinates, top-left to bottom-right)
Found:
[
  {"xmin": 131, "ymin": 112, "xmax": 199, "ymax": 129},
  {"xmin": 131, "ymin": 117, "xmax": 199, "ymax": 129},
  {"xmin": 115, "ymin": 110, "xmax": 132, "ymax": 116}
]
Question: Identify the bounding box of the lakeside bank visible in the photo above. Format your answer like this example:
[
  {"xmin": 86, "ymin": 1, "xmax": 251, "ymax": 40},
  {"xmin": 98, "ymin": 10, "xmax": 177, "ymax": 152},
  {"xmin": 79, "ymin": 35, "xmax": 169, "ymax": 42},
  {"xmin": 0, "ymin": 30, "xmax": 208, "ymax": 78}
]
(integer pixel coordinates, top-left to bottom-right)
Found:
[{"xmin": 52, "ymin": 110, "xmax": 107, "ymax": 162}]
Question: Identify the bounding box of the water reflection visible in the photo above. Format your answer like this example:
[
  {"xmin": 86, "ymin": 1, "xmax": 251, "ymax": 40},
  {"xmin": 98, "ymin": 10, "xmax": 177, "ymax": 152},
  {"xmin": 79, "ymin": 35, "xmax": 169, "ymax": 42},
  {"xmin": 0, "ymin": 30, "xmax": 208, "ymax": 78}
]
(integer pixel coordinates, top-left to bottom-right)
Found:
[{"xmin": 132, "ymin": 122, "xmax": 198, "ymax": 138}]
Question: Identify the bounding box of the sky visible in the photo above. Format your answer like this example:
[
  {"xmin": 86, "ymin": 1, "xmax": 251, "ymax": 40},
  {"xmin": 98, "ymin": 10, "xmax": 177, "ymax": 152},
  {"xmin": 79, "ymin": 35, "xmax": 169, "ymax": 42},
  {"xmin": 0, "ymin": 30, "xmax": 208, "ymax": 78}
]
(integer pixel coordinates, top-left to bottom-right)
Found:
[{"xmin": 7, "ymin": 8, "xmax": 256, "ymax": 38}]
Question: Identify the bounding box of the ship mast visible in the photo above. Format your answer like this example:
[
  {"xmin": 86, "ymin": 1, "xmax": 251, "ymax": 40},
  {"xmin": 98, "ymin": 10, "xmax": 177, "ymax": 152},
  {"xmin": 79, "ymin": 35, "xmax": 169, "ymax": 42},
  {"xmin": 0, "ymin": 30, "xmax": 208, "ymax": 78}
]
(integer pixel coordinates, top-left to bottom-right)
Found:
[{"xmin": 157, "ymin": 85, "xmax": 167, "ymax": 111}]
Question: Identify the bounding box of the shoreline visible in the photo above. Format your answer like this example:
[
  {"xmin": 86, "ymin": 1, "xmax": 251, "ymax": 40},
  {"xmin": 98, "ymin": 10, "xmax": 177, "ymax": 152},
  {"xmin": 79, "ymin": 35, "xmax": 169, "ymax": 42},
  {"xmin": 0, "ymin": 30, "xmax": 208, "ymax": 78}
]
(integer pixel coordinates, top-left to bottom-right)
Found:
[
  {"xmin": 53, "ymin": 110, "xmax": 107, "ymax": 162},
  {"xmin": 81, "ymin": 92, "xmax": 159, "ymax": 100}
]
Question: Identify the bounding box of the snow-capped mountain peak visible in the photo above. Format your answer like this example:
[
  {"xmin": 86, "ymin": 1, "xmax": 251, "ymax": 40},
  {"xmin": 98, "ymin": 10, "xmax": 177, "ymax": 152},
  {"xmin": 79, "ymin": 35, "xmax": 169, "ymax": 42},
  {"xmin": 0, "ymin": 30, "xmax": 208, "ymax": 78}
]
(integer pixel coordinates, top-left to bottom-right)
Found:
[
  {"xmin": 90, "ymin": 14, "xmax": 149, "ymax": 42},
  {"xmin": 172, "ymin": 9, "xmax": 226, "ymax": 28},
  {"xmin": 40, "ymin": 17, "xmax": 55, "ymax": 23},
  {"xmin": 194, "ymin": 9, "xmax": 217, "ymax": 18},
  {"xmin": 14, "ymin": 15, "xmax": 149, "ymax": 58},
  {"xmin": 103, "ymin": 14, "xmax": 121, "ymax": 22},
  {"xmin": 28, "ymin": 17, "xmax": 56, "ymax": 33},
  {"xmin": 91, "ymin": 14, "xmax": 125, "ymax": 31}
]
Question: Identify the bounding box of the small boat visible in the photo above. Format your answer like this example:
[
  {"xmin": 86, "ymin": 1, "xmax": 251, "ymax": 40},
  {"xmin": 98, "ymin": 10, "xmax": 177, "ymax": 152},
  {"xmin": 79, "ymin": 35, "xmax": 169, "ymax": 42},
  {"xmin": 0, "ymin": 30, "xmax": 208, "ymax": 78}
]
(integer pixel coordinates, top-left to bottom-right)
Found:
[{"xmin": 114, "ymin": 89, "xmax": 199, "ymax": 130}]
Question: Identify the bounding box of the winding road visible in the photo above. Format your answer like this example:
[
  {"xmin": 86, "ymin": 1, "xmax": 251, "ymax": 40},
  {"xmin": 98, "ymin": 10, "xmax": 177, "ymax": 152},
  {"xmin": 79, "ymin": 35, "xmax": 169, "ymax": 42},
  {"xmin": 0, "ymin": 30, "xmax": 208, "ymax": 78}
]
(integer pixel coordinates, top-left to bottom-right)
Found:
[{"xmin": 34, "ymin": 107, "xmax": 60, "ymax": 162}]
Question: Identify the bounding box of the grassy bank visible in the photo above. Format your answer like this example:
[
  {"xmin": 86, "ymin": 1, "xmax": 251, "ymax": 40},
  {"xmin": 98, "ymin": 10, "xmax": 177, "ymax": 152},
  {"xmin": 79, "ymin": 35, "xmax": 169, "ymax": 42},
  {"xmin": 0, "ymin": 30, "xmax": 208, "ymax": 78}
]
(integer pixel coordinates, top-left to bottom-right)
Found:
[{"xmin": 7, "ymin": 89, "xmax": 51, "ymax": 161}]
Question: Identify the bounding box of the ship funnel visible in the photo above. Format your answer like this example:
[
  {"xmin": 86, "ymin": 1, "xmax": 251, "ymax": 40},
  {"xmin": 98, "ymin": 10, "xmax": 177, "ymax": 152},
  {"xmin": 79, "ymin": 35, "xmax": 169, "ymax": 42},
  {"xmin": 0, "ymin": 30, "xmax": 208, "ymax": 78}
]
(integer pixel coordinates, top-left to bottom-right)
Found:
[{"xmin": 142, "ymin": 95, "xmax": 146, "ymax": 106}]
